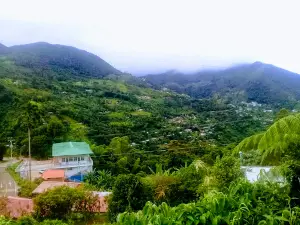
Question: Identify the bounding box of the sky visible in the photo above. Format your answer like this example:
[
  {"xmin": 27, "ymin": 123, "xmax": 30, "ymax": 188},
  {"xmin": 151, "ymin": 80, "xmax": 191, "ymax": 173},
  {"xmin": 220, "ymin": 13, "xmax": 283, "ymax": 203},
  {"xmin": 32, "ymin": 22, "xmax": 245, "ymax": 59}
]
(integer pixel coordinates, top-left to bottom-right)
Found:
[{"xmin": 1, "ymin": 0, "xmax": 300, "ymax": 75}]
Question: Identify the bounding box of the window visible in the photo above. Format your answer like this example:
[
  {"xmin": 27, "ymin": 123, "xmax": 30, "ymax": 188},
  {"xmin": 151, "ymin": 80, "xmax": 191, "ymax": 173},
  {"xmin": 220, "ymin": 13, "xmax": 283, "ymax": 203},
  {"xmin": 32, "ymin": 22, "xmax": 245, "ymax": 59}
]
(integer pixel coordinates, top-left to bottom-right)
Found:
[
  {"xmin": 74, "ymin": 157, "xmax": 77, "ymax": 161},
  {"xmin": 81, "ymin": 156, "xmax": 84, "ymax": 161},
  {"xmin": 62, "ymin": 158, "xmax": 65, "ymax": 162},
  {"xmin": 69, "ymin": 157, "xmax": 73, "ymax": 162}
]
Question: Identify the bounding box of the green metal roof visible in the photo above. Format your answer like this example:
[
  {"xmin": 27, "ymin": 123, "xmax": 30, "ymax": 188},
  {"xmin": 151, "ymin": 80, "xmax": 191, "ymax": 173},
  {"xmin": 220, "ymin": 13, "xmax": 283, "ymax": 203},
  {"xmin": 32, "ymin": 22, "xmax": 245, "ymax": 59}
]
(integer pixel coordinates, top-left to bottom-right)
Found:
[{"xmin": 52, "ymin": 142, "xmax": 93, "ymax": 157}]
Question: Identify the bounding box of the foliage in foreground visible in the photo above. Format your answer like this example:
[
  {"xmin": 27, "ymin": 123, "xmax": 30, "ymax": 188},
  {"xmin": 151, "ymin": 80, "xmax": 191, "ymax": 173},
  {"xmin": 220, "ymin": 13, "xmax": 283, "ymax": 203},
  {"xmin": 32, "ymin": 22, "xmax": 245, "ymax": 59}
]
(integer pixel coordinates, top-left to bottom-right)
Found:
[
  {"xmin": 234, "ymin": 113, "xmax": 300, "ymax": 164},
  {"xmin": 107, "ymin": 157, "xmax": 244, "ymax": 222},
  {"xmin": 0, "ymin": 216, "xmax": 69, "ymax": 225},
  {"xmin": 34, "ymin": 186, "xmax": 98, "ymax": 220},
  {"xmin": 113, "ymin": 179, "xmax": 300, "ymax": 225}
]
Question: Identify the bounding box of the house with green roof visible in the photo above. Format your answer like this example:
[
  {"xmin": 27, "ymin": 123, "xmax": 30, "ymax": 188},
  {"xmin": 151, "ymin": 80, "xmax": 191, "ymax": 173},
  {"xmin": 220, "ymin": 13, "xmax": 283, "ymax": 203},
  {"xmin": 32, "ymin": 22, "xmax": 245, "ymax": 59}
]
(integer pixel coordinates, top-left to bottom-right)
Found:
[{"xmin": 52, "ymin": 142, "xmax": 93, "ymax": 180}]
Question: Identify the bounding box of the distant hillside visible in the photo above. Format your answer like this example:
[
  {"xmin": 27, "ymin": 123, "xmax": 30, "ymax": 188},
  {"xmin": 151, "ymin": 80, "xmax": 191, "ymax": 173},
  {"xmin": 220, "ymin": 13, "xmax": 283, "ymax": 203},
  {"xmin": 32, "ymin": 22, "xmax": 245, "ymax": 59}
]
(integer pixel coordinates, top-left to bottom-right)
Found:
[
  {"xmin": 0, "ymin": 42, "xmax": 121, "ymax": 78},
  {"xmin": 0, "ymin": 43, "xmax": 8, "ymax": 54},
  {"xmin": 144, "ymin": 62, "xmax": 300, "ymax": 106},
  {"xmin": 0, "ymin": 45, "xmax": 272, "ymax": 158}
]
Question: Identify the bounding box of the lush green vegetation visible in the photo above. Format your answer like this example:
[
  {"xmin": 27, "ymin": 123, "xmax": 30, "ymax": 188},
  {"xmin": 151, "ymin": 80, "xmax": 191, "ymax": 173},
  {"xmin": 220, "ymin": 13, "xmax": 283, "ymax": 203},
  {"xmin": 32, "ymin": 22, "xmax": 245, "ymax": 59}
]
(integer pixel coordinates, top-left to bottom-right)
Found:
[
  {"xmin": 0, "ymin": 43, "xmax": 272, "ymax": 160},
  {"xmin": 34, "ymin": 186, "xmax": 98, "ymax": 221},
  {"xmin": 114, "ymin": 180, "xmax": 300, "ymax": 225},
  {"xmin": 144, "ymin": 62, "xmax": 300, "ymax": 107},
  {"xmin": 1, "ymin": 42, "xmax": 300, "ymax": 224}
]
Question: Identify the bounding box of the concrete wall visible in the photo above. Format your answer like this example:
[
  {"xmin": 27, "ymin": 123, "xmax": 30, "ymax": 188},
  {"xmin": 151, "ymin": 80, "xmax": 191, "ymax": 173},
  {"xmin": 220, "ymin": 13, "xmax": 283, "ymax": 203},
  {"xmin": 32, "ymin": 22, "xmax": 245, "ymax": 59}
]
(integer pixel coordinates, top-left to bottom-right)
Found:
[{"xmin": 6, "ymin": 196, "xmax": 34, "ymax": 218}]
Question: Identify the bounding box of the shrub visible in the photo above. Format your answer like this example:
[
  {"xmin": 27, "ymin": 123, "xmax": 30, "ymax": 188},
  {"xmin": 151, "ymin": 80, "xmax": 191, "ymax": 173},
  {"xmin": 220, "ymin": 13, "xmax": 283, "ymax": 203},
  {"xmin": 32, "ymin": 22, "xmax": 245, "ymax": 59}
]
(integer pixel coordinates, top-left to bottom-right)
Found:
[
  {"xmin": 212, "ymin": 156, "xmax": 243, "ymax": 187},
  {"xmin": 15, "ymin": 217, "xmax": 70, "ymax": 225},
  {"xmin": 84, "ymin": 170, "xmax": 115, "ymax": 191},
  {"xmin": 39, "ymin": 220, "xmax": 69, "ymax": 225},
  {"xmin": 0, "ymin": 197, "xmax": 9, "ymax": 217},
  {"xmin": 0, "ymin": 215, "xmax": 12, "ymax": 225},
  {"xmin": 16, "ymin": 216, "xmax": 37, "ymax": 225},
  {"xmin": 108, "ymin": 174, "xmax": 152, "ymax": 222},
  {"xmin": 34, "ymin": 186, "xmax": 98, "ymax": 220},
  {"xmin": 114, "ymin": 179, "xmax": 297, "ymax": 225}
]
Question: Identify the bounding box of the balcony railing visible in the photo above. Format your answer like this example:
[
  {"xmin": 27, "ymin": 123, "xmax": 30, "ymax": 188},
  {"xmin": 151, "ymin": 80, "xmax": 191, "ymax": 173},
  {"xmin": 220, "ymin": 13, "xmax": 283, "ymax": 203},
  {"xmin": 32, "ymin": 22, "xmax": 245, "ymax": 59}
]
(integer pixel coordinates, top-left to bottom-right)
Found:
[{"xmin": 58, "ymin": 161, "xmax": 92, "ymax": 167}]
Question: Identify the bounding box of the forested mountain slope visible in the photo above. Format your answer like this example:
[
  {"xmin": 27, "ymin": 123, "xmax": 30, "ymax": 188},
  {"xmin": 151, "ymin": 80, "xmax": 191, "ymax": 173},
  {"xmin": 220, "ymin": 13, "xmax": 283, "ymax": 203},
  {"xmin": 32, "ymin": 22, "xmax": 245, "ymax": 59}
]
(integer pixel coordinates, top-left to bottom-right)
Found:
[
  {"xmin": 0, "ymin": 43, "xmax": 272, "ymax": 160},
  {"xmin": 144, "ymin": 62, "xmax": 300, "ymax": 106},
  {"xmin": 0, "ymin": 42, "xmax": 121, "ymax": 78}
]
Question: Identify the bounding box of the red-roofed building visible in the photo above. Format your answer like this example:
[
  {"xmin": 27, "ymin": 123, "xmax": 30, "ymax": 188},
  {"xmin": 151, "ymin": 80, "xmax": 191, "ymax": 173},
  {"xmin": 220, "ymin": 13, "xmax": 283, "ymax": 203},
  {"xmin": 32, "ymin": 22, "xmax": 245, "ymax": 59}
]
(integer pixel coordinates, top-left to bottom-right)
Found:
[{"xmin": 42, "ymin": 169, "xmax": 65, "ymax": 181}]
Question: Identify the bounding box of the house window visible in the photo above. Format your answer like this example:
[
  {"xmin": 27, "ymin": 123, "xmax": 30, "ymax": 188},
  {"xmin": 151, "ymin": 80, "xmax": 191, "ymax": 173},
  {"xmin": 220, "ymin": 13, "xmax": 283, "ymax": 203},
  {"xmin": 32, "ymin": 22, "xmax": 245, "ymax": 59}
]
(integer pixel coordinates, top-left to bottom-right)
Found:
[
  {"xmin": 62, "ymin": 158, "xmax": 65, "ymax": 162},
  {"xmin": 69, "ymin": 157, "xmax": 73, "ymax": 162},
  {"xmin": 74, "ymin": 157, "xmax": 77, "ymax": 161},
  {"xmin": 81, "ymin": 156, "xmax": 84, "ymax": 161}
]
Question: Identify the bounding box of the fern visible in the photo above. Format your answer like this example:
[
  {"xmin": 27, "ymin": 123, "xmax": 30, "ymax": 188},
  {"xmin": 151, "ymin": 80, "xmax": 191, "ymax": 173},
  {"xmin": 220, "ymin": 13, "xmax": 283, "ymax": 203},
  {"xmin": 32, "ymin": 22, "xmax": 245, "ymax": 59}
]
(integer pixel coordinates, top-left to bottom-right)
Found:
[
  {"xmin": 235, "ymin": 113, "xmax": 300, "ymax": 164},
  {"xmin": 233, "ymin": 133, "xmax": 264, "ymax": 154}
]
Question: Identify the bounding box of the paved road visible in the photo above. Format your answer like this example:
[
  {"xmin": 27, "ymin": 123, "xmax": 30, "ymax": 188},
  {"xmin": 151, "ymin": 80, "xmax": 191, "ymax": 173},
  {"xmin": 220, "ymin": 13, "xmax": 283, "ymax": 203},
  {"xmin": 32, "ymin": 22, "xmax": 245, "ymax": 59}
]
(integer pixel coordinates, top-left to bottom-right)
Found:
[{"xmin": 0, "ymin": 160, "xmax": 19, "ymax": 197}]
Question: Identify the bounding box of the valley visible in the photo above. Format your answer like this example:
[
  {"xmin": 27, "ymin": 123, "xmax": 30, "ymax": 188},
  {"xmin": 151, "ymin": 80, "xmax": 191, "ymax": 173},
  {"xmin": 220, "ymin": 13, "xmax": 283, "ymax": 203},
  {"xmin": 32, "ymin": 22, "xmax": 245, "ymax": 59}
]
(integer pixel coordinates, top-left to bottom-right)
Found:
[{"xmin": 0, "ymin": 42, "xmax": 300, "ymax": 224}]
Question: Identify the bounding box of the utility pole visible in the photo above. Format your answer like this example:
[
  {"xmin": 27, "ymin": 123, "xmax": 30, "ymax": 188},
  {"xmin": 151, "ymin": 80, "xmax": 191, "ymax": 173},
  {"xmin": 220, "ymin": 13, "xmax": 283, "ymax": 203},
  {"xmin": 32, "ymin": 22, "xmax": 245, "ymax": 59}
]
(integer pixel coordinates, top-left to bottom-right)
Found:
[
  {"xmin": 28, "ymin": 128, "xmax": 31, "ymax": 181},
  {"xmin": 9, "ymin": 139, "xmax": 13, "ymax": 161}
]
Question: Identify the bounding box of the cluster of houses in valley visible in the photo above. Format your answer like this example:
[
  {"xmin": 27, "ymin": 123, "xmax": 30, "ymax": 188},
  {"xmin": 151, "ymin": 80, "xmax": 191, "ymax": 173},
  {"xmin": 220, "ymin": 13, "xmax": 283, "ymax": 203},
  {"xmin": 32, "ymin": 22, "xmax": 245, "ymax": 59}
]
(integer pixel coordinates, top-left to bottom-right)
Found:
[{"xmin": 5, "ymin": 141, "xmax": 111, "ymax": 218}]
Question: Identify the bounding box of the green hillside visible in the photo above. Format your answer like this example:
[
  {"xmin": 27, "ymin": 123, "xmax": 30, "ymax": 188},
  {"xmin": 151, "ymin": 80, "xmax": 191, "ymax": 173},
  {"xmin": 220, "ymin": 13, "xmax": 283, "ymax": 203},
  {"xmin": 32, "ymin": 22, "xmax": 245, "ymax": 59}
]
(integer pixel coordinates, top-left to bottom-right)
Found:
[
  {"xmin": 144, "ymin": 62, "xmax": 300, "ymax": 106},
  {"xmin": 0, "ymin": 43, "xmax": 271, "ymax": 161},
  {"xmin": 1, "ymin": 42, "xmax": 121, "ymax": 78},
  {"xmin": 2, "ymin": 43, "xmax": 300, "ymax": 225}
]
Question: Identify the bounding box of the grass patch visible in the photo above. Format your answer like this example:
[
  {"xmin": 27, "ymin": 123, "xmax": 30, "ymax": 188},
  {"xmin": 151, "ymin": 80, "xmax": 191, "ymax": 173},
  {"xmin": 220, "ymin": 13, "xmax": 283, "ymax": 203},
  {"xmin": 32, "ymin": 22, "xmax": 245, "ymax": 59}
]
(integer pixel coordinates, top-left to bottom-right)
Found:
[
  {"xmin": 131, "ymin": 111, "xmax": 152, "ymax": 117},
  {"xmin": 6, "ymin": 161, "xmax": 42, "ymax": 198}
]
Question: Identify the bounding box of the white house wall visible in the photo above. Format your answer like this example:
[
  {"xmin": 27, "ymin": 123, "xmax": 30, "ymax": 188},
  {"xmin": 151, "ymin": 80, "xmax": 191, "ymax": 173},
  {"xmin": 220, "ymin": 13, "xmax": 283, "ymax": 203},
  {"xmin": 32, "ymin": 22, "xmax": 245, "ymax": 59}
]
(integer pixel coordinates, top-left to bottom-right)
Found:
[{"xmin": 16, "ymin": 156, "xmax": 93, "ymax": 180}]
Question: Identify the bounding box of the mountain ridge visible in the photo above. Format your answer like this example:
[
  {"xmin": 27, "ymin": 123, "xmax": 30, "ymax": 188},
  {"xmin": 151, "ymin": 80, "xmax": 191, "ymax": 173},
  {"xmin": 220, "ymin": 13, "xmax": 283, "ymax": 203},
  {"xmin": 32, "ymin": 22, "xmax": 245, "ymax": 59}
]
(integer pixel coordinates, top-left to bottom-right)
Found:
[
  {"xmin": 143, "ymin": 62, "xmax": 300, "ymax": 105},
  {"xmin": 0, "ymin": 42, "xmax": 121, "ymax": 78}
]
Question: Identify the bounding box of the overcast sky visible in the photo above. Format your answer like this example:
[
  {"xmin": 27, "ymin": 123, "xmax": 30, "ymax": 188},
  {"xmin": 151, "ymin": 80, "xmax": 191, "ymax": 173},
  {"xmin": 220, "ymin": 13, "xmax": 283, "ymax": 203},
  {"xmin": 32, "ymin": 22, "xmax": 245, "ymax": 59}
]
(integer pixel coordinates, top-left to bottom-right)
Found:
[{"xmin": 1, "ymin": 0, "xmax": 300, "ymax": 74}]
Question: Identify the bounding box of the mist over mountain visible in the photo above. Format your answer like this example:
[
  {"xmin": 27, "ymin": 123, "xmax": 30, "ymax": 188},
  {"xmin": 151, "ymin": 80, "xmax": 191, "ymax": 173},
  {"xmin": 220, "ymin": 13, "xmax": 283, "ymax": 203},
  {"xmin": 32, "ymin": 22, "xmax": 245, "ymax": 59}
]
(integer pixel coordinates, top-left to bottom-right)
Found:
[
  {"xmin": 0, "ymin": 42, "xmax": 121, "ymax": 78},
  {"xmin": 1, "ymin": 41, "xmax": 300, "ymax": 108},
  {"xmin": 143, "ymin": 61, "xmax": 300, "ymax": 105}
]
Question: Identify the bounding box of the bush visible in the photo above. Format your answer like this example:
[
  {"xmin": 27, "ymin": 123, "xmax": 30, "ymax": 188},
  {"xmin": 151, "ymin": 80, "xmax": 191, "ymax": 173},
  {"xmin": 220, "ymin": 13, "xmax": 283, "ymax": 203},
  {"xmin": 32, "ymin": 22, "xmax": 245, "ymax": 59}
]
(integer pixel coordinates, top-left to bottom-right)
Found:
[
  {"xmin": 39, "ymin": 220, "xmax": 69, "ymax": 225},
  {"xmin": 16, "ymin": 216, "xmax": 37, "ymax": 225},
  {"xmin": 15, "ymin": 216, "xmax": 70, "ymax": 225},
  {"xmin": 114, "ymin": 179, "xmax": 297, "ymax": 225},
  {"xmin": 174, "ymin": 160, "xmax": 208, "ymax": 204},
  {"xmin": 34, "ymin": 186, "xmax": 98, "ymax": 220},
  {"xmin": 84, "ymin": 170, "xmax": 115, "ymax": 191},
  {"xmin": 0, "ymin": 216, "xmax": 12, "ymax": 225},
  {"xmin": 108, "ymin": 174, "xmax": 152, "ymax": 222},
  {"xmin": 212, "ymin": 155, "xmax": 243, "ymax": 187},
  {"xmin": 0, "ymin": 197, "xmax": 9, "ymax": 217}
]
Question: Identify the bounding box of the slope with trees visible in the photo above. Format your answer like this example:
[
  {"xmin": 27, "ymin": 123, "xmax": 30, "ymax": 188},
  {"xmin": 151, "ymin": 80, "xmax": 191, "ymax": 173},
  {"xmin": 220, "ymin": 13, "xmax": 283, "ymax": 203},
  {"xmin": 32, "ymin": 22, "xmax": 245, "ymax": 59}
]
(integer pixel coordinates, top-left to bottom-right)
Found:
[{"xmin": 144, "ymin": 62, "xmax": 300, "ymax": 107}]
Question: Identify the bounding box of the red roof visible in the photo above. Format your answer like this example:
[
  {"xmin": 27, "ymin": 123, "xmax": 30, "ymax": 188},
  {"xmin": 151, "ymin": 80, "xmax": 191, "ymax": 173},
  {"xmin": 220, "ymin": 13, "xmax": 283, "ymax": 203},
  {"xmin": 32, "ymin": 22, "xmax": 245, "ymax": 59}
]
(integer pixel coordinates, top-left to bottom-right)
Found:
[{"xmin": 42, "ymin": 169, "xmax": 65, "ymax": 180}]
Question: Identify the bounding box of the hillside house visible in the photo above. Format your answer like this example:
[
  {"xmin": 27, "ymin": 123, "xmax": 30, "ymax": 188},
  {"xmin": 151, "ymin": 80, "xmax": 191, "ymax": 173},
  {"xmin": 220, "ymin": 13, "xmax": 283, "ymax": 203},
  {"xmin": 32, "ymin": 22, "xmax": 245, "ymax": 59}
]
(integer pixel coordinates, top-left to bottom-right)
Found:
[
  {"xmin": 52, "ymin": 142, "xmax": 93, "ymax": 180},
  {"xmin": 16, "ymin": 142, "xmax": 93, "ymax": 181}
]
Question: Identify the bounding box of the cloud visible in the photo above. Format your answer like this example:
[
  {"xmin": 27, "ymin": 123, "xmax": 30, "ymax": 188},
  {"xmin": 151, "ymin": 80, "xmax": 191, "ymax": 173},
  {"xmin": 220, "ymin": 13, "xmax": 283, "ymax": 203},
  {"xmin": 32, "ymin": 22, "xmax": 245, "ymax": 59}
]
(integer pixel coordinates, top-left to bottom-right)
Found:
[{"xmin": 1, "ymin": 0, "xmax": 300, "ymax": 74}]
